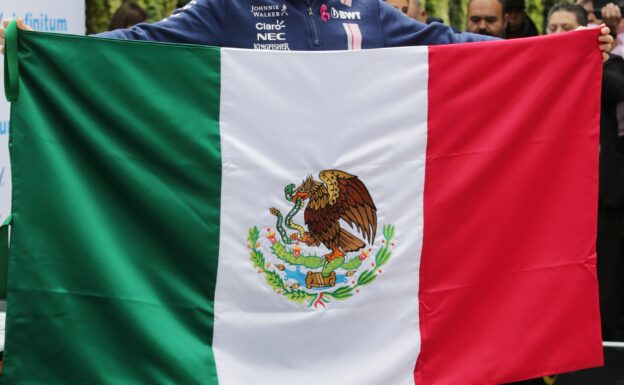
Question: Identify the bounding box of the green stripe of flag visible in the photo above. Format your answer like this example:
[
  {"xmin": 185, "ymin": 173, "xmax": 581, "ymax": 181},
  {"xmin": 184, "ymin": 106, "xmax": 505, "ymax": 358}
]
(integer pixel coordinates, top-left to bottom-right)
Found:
[{"xmin": 4, "ymin": 30, "xmax": 222, "ymax": 385}]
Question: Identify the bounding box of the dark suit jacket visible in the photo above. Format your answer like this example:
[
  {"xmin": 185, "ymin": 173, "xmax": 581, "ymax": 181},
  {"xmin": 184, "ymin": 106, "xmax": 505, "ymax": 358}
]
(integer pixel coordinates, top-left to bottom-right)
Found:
[{"xmin": 600, "ymin": 55, "xmax": 624, "ymax": 207}]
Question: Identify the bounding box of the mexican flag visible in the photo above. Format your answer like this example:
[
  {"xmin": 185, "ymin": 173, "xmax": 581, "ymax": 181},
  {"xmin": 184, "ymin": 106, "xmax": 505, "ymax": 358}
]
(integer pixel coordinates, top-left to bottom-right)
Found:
[{"xmin": 1, "ymin": 23, "xmax": 603, "ymax": 385}]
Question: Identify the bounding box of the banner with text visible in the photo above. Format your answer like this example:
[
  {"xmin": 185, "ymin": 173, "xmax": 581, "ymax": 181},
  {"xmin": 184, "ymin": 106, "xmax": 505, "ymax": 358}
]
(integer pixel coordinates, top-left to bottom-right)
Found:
[{"xmin": 0, "ymin": 0, "xmax": 85, "ymax": 222}]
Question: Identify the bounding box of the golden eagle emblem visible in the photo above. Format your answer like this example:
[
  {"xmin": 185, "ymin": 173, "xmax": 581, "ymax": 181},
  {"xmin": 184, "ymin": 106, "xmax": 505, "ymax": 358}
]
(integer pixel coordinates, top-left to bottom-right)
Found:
[
  {"xmin": 291, "ymin": 170, "xmax": 377, "ymax": 263},
  {"xmin": 247, "ymin": 169, "xmax": 395, "ymax": 309}
]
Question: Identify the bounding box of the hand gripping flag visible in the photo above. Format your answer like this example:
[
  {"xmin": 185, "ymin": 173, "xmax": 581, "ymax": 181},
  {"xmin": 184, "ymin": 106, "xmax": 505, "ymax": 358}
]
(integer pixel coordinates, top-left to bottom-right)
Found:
[{"xmin": 1, "ymin": 22, "xmax": 604, "ymax": 385}]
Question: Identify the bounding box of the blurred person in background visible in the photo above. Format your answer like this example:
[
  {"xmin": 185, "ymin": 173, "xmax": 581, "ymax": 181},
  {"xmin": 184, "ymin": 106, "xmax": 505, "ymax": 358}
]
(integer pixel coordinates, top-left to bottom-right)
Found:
[
  {"xmin": 599, "ymin": 2, "xmax": 624, "ymax": 57},
  {"xmin": 503, "ymin": 0, "xmax": 538, "ymax": 38},
  {"xmin": 577, "ymin": 0, "xmax": 603, "ymax": 26},
  {"xmin": 466, "ymin": 0, "xmax": 507, "ymax": 37},
  {"xmin": 548, "ymin": 1, "xmax": 624, "ymax": 342},
  {"xmin": 592, "ymin": 3, "xmax": 624, "ymax": 345},
  {"xmin": 546, "ymin": 2, "xmax": 588, "ymax": 33},
  {"xmin": 385, "ymin": 0, "xmax": 410, "ymax": 15},
  {"xmin": 108, "ymin": 1, "xmax": 148, "ymax": 31},
  {"xmin": 598, "ymin": 2, "xmax": 624, "ymax": 341},
  {"xmin": 407, "ymin": 0, "xmax": 428, "ymax": 22},
  {"xmin": 611, "ymin": 15, "xmax": 624, "ymax": 58},
  {"xmin": 593, "ymin": 1, "xmax": 622, "ymax": 46},
  {"xmin": 406, "ymin": 0, "xmax": 459, "ymax": 30}
]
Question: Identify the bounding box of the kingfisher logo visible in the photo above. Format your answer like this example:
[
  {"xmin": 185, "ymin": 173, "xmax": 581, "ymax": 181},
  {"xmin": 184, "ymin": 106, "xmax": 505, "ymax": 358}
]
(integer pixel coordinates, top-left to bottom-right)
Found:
[{"xmin": 319, "ymin": 5, "xmax": 361, "ymax": 22}]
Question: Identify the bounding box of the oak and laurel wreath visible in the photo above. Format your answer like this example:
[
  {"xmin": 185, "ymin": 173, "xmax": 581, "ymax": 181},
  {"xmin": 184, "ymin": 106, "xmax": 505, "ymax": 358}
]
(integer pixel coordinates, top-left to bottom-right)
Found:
[{"xmin": 248, "ymin": 224, "xmax": 396, "ymax": 308}]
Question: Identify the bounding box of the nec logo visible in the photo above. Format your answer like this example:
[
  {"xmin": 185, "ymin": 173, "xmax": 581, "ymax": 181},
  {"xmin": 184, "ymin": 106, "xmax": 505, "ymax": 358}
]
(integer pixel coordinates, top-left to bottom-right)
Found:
[{"xmin": 257, "ymin": 32, "xmax": 286, "ymax": 41}]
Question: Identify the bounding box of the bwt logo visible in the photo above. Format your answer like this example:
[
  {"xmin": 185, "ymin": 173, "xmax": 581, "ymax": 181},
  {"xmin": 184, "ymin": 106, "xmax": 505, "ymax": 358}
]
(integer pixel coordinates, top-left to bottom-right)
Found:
[
  {"xmin": 0, "ymin": 12, "xmax": 68, "ymax": 32},
  {"xmin": 331, "ymin": 7, "xmax": 361, "ymax": 20}
]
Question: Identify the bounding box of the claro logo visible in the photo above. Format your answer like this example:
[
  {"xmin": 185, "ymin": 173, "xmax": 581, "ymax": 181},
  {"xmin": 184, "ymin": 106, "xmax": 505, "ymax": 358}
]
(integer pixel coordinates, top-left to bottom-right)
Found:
[{"xmin": 256, "ymin": 20, "xmax": 286, "ymax": 30}]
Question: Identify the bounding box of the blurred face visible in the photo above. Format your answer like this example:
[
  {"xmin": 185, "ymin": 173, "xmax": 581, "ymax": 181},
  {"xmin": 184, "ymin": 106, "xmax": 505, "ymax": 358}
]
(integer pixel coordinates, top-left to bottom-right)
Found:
[
  {"xmin": 547, "ymin": 11, "xmax": 580, "ymax": 34},
  {"xmin": 386, "ymin": 0, "xmax": 409, "ymax": 14},
  {"xmin": 506, "ymin": 9, "xmax": 525, "ymax": 32},
  {"xmin": 577, "ymin": 0, "xmax": 601, "ymax": 26},
  {"xmin": 467, "ymin": 0, "xmax": 506, "ymax": 37},
  {"xmin": 407, "ymin": 0, "xmax": 428, "ymax": 22}
]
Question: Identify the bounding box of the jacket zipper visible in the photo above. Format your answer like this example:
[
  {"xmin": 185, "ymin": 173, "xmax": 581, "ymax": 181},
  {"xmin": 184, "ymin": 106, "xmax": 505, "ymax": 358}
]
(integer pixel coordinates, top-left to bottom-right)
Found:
[{"xmin": 304, "ymin": 1, "xmax": 322, "ymax": 48}]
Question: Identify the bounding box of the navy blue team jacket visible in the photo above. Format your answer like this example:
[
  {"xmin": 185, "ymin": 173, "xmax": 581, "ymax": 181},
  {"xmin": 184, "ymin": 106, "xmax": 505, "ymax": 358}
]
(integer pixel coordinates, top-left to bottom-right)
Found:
[{"xmin": 98, "ymin": 0, "xmax": 495, "ymax": 50}]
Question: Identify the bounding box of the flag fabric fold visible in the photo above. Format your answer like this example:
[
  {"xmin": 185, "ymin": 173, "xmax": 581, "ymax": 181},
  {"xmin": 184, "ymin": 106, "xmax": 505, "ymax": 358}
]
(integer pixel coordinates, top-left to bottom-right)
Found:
[{"xmin": 2, "ymin": 24, "xmax": 603, "ymax": 385}]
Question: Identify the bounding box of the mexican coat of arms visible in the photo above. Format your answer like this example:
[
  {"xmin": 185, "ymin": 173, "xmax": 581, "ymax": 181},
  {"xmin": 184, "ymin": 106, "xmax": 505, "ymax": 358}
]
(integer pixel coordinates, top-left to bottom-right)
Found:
[{"xmin": 248, "ymin": 169, "xmax": 396, "ymax": 309}]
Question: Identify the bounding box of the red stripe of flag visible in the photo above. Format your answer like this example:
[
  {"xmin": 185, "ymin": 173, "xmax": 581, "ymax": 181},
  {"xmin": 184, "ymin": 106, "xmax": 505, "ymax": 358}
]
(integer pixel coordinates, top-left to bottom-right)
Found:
[{"xmin": 416, "ymin": 30, "xmax": 604, "ymax": 385}]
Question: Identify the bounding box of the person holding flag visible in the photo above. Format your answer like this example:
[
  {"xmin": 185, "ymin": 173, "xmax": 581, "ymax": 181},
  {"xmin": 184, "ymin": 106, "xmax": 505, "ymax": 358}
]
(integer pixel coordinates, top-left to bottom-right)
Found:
[
  {"xmin": 0, "ymin": 2, "xmax": 614, "ymax": 385},
  {"xmin": 0, "ymin": 0, "xmax": 615, "ymax": 56}
]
